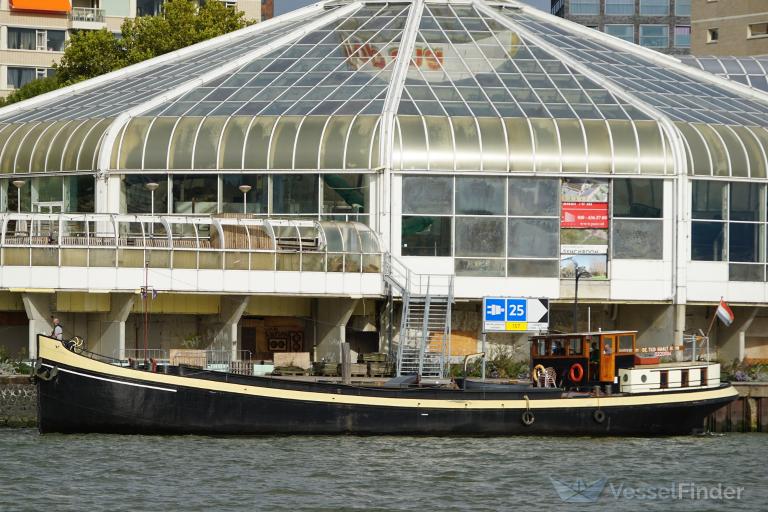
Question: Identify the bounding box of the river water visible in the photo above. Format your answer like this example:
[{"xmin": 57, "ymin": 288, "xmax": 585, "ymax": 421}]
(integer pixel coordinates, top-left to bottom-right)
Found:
[{"xmin": 0, "ymin": 429, "xmax": 765, "ymax": 512}]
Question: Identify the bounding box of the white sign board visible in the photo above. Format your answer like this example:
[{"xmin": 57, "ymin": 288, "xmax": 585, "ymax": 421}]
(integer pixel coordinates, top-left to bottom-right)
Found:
[{"xmin": 482, "ymin": 297, "xmax": 549, "ymax": 333}]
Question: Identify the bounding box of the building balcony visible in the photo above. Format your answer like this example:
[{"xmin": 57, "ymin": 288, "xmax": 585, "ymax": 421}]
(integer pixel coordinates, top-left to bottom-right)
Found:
[
  {"xmin": 0, "ymin": 214, "xmax": 383, "ymax": 296},
  {"xmin": 69, "ymin": 7, "xmax": 106, "ymax": 30}
]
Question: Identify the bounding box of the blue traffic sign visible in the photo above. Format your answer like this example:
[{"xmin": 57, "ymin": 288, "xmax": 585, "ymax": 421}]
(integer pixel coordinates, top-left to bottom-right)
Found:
[
  {"xmin": 506, "ymin": 298, "xmax": 526, "ymax": 321},
  {"xmin": 483, "ymin": 298, "xmax": 506, "ymax": 322}
]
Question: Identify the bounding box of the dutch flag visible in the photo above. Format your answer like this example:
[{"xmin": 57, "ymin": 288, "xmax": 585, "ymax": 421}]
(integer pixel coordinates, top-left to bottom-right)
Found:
[{"xmin": 716, "ymin": 299, "xmax": 735, "ymax": 327}]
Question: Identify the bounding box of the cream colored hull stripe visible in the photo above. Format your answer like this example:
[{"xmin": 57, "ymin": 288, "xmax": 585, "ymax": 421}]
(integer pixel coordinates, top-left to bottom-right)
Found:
[
  {"xmin": 40, "ymin": 338, "xmax": 738, "ymax": 410},
  {"xmin": 43, "ymin": 364, "xmax": 177, "ymax": 393}
]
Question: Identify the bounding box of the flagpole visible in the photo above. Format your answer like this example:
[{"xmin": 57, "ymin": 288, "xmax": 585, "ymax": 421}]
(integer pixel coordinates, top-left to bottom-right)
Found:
[{"xmin": 704, "ymin": 299, "xmax": 720, "ymax": 339}]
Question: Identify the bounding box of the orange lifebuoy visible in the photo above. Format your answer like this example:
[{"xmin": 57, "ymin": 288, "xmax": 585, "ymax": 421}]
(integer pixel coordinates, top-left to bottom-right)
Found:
[{"xmin": 569, "ymin": 363, "xmax": 584, "ymax": 383}]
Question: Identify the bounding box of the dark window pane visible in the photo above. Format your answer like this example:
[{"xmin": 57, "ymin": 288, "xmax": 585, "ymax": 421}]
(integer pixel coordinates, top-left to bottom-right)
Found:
[
  {"xmin": 508, "ymin": 218, "xmax": 559, "ymax": 257},
  {"xmin": 613, "ymin": 219, "xmax": 663, "ymax": 259},
  {"xmin": 729, "ymin": 222, "xmax": 762, "ymax": 262},
  {"xmin": 221, "ymin": 175, "xmax": 266, "ymax": 214},
  {"xmin": 613, "ymin": 179, "xmax": 663, "ymax": 218},
  {"xmin": 455, "ymin": 258, "xmax": 505, "ymax": 277},
  {"xmin": 402, "ymin": 176, "xmax": 453, "ymax": 214},
  {"xmin": 507, "ymin": 259, "xmax": 559, "ymax": 277},
  {"xmin": 691, "ymin": 221, "xmax": 725, "ymax": 261},
  {"xmin": 273, "ymin": 175, "xmax": 318, "ymax": 214},
  {"xmin": 401, "ymin": 216, "xmax": 451, "ymax": 256},
  {"xmin": 124, "ymin": 175, "xmax": 168, "ymax": 214},
  {"xmin": 509, "ymin": 178, "xmax": 559, "ymax": 216},
  {"xmin": 72, "ymin": 176, "xmax": 94, "ymax": 213},
  {"xmin": 172, "ymin": 174, "xmax": 217, "ymax": 214},
  {"xmin": 692, "ymin": 181, "xmax": 725, "ymax": 220},
  {"xmin": 456, "ymin": 177, "xmax": 505, "ymax": 215},
  {"xmin": 730, "ymin": 182, "xmax": 761, "ymax": 221},
  {"xmin": 729, "ymin": 264, "xmax": 764, "ymax": 282},
  {"xmin": 455, "ymin": 217, "xmax": 505, "ymax": 257}
]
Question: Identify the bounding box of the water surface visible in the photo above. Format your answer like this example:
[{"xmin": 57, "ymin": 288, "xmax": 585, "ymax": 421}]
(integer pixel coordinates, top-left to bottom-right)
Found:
[{"xmin": 0, "ymin": 429, "xmax": 765, "ymax": 512}]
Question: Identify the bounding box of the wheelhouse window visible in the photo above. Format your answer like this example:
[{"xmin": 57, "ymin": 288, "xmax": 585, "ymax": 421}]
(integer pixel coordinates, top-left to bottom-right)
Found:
[
  {"xmin": 568, "ymin": 338, "xmax": 583, "ymax": 356},
  {"xmin": 618, "ymin": 334, "xmax": 635, "ymax": 353}
]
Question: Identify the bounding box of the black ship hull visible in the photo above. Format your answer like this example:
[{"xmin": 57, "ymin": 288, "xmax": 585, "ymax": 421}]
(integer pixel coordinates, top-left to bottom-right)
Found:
[{"xmin": 36, "ymin": 336, "xmax": 738, "ymax": 436}]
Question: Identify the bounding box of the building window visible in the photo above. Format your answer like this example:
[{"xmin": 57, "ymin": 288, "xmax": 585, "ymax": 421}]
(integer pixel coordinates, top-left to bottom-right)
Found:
[
  {"xmin": 401, "ymin": 176, "xmax": 453, "ymax": 257},
  {"xmin": 605, "ymin": 24, "xmax": 635, "ymax": 43},
  {"xmin": 322, "ymin": 174, "xmax": 370, "ymax": 224},
  {"xmin": 272, "ymin": 175, "xmax": 318, "ymax": 216},
  {"xmin": 640, "ymin": 25, "xmax": 670, "ymax": 48},
  {"xmin": 605, "ymin": 0, "xmax": 634, "ymax": 16},
  {"xmin": 123, "ymin": 175, "xmax": 169, "ymax": 214},
  {"xmin": 612, "ymin": 179, "xmax": 663, "ymax": 260},
  {"xmin": 691, "ymin": 181, "xmax": 768, "ymax": 281},
  {"xmin": 748, "ymin": 22, "xmax": 768, "ymax": 39},
  {"xmin": 639, "ymin": 0, "xmax": 669, "ymax": 16},
  {"xmin": 675, "ymin": 26, "xmax": 691, "ymax": 47},
  {"xmin": 7, "ymin": 28, "xmax": 65, "ymax": 51},
  {"xmin": 6, "ymin": 67, "xmax": 54, "ymax": 89},
  {"xmin": 221, "ymin": 175, "xmax": 267, "ymax": 215},
  {"xmin": 707, "ymin": 28, "xmax": 719, "ymax": 43},
  {"xmin": 508, "ymin": 178, "xmax": 560, "ymax": 277},
  {"xmin": 675, "ymin": 0, "xmax": 691, "ymax": 17},
  {"xmin": 569, "ymin": 0, "xmax": 599, "ymax": 15}
]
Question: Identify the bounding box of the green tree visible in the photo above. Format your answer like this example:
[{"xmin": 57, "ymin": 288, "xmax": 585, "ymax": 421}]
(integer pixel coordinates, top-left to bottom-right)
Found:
[
  {"xmin": 55, "ymin": 28, "xmax": 127, "ymax": 84},
  {"xmin": 0, "ymin": 0, "xmax": 251, "ymax": 108},
  {"xmin": 0, "ymin": 76, "xmax": 60, "ymax": 108}
]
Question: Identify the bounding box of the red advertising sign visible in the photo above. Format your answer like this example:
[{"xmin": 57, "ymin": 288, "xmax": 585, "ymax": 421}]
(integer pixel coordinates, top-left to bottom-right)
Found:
[{"xmin": 561, "ymin": 202, "xmax": 609, "ymax": 229}]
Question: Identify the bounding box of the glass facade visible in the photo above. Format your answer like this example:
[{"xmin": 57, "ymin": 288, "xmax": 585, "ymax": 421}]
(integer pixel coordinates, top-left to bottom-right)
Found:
[
  {"xmin": 674, "ymin": 26, "xmax": 691, "ymax": 48},
  {"xmin": 639, "ymin": 25, "xmax": 670, "ymax": 48},
  {"xmin": 675, "ymin": 0, "xmax": 691, "ymax": 17},
  {"xmin": 639, "ymin": 0, "xmax": 669, "ymax": 16},
  {"xmin": 402, "ymin": 176, "xmax": 664, "ymax": 275},
  {"xmin": 570, "ymin": 0, "xmax": 600, "ymax": 15},
  {"xmin": 605, "ymin": 0, "xmax": 634, "ymax": 15},
  {"xmin": 691, "ymin": 181, "xmax": 768, "ymax": 281},
  {"xmin": 604, "ymin": 25, "xmax": 635, "ymax": 43}
]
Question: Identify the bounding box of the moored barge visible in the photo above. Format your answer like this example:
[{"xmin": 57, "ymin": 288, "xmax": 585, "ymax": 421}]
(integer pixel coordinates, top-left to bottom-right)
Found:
[{"xmin": 34, "ymin": 332, "xmax": 737, "ymax": 435}]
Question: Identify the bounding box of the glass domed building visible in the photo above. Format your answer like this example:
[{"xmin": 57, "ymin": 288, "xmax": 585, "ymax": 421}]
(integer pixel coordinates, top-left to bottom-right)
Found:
[{"xmin": 2, "ymin": 0, "xmax": 768, "ymax": 364}]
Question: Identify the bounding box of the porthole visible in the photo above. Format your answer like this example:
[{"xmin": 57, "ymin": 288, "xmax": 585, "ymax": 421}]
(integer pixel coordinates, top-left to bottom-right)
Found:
[{"xmin": 641, "ymin": 374, "xmax": 647, "ymax": 383}]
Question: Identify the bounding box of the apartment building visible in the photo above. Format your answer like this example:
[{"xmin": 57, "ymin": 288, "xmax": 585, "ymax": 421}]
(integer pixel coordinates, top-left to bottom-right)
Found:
[
  {"xmin": 691, "ymin": 0, "xmax": 768, "ymax": 56},
  {"xmin": 0, "ymin": 0, "xmax": 261, "ymax": 98},
  {"xmin": 552, "ymin": 0, "xmax": 692, "ymax": 55}
]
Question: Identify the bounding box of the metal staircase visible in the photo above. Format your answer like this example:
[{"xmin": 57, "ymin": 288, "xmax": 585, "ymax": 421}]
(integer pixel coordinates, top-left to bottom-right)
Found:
[{"xmin": 383, "ymin": 254, "xmax": 453, "ymax": 378}]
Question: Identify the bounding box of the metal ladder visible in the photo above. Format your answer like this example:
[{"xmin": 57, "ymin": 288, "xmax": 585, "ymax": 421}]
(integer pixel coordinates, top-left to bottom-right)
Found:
[{"xmin": 384, "ymin": 254, "xmax": 453, "ymax": 378}]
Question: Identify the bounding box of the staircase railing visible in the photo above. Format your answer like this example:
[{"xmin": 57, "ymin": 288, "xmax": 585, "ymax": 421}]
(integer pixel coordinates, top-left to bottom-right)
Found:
[{"xmin": 384, "ymin": 253, "xmax": 454, "ymax": 378}]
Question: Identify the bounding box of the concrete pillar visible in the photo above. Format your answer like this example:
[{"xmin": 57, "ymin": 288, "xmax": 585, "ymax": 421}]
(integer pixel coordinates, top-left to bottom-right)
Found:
[
  {"xmin": 673, "ymin": 303, "xmax": 686, "ymax": 348},
  {"xmin": 208, "ymin": 295, "xmax": 249, "ymax": 359},
  {"xmin": 314, "ymin": 297, "xmax": 358, "ymax": 362},
  {"xmin": 93, "ymin": 293, "xmax": 136, "ymax": 359},
  {"xmin": 718, "ymin": 307, "xmax": 758, "ymax": 363},
  {"xmin": 21, "ymin": 293, "xmax": 54, "ymax": 359}
]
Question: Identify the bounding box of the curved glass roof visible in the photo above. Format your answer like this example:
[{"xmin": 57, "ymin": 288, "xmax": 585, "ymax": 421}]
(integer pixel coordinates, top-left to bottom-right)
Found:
[
  {"xmin": 1, "ymin": 0, "xmax": 768, "ymax": 178},
  {"xmin": 682, "ymin": 56, "xmax": 768, "ymax": 93}
]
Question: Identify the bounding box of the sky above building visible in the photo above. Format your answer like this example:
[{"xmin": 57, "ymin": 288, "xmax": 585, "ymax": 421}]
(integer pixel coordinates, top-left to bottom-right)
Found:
[{"xmin": 274, "ymin": 0, "xmax": 549, "ymax": 16}]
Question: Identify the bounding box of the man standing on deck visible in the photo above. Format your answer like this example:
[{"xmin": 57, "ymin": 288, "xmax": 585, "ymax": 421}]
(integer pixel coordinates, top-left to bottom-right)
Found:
[{"xmin": 50, "ymin": 317, "xmax": 64, "ymax": 341}]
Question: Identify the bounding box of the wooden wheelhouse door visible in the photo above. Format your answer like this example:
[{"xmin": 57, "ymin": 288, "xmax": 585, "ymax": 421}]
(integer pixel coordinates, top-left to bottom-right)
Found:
[{"xmin": 599, "ymin": 335, "xmax": 616, "ymax": 382}]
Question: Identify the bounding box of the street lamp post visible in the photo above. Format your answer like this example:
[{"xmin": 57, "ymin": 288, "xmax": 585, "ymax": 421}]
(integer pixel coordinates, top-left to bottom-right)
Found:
[
  {"xmin": 571, "ymin": 260, "xmax": 592, "ymax": 333},
  {"xmin": 11, "ymin": 180, "xmax": 26, "ymax": 214},
  {"xmin": 144, "ymin": 182, "xmax": 159, "ymax": 236},
  {"xmin": 238, "ymin": 184, "xmax": 252, "ymax": 214}
]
